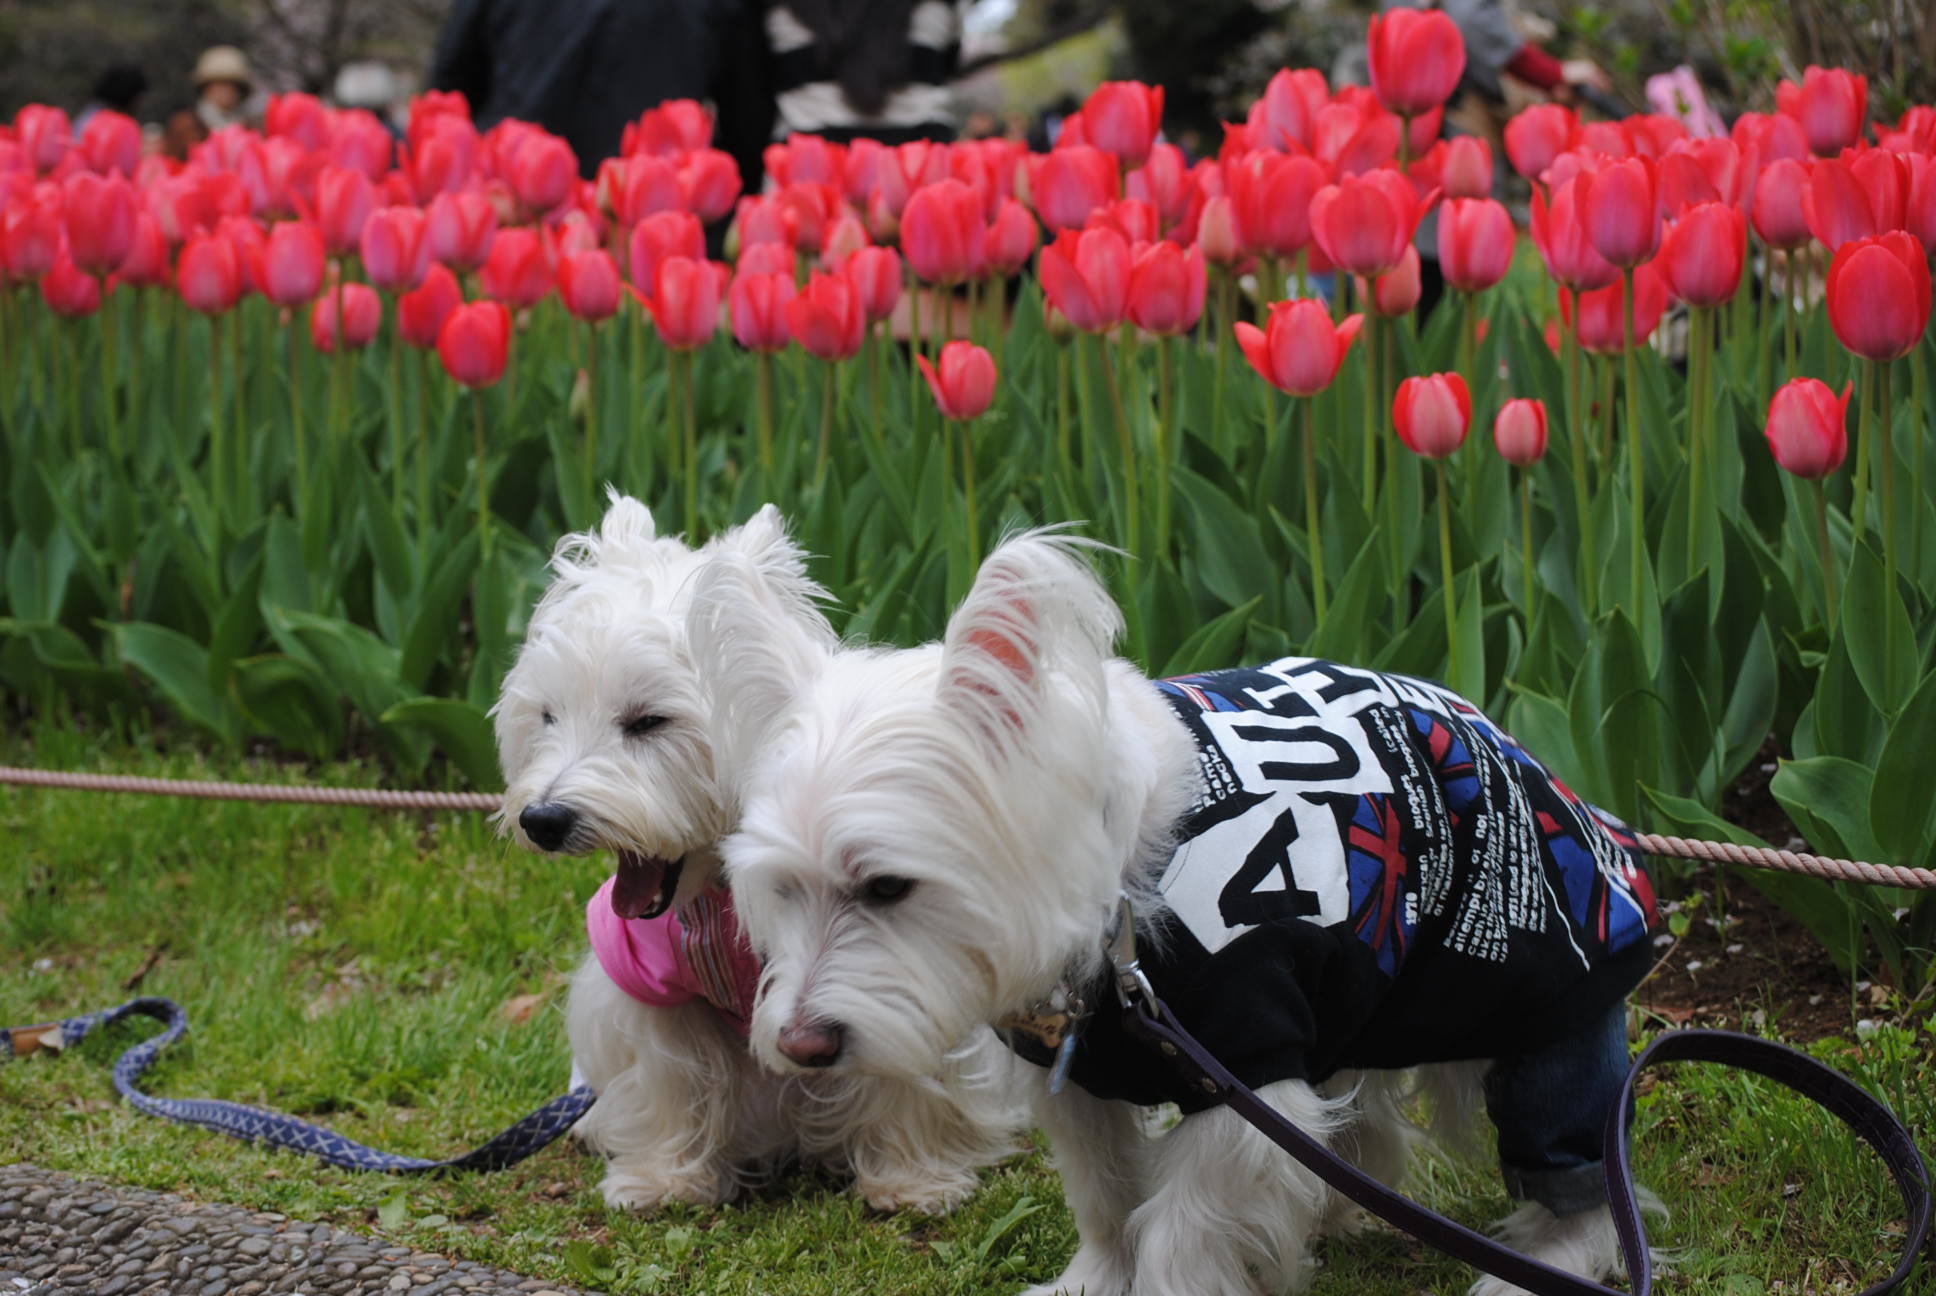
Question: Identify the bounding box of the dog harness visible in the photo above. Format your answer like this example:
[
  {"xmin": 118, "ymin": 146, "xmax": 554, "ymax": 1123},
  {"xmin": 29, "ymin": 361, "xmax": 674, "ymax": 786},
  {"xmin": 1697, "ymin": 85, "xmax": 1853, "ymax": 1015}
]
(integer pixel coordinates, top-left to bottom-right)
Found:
[
  {"xmin": 586, "ymin": 879, "xmax": 762, "ymax": 1035},
  {"xmin": 1009, "ymin": 657, "xmax": 1660, "ymax": 1112}
]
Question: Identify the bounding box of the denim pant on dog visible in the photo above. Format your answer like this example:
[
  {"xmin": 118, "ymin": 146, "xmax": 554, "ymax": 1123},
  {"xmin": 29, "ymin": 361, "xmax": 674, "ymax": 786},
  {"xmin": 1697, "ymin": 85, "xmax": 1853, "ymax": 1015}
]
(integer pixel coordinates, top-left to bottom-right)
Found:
[{"xmin": 1484, "ymin": 1001, "xmax": 1635, "ymax": 1216}]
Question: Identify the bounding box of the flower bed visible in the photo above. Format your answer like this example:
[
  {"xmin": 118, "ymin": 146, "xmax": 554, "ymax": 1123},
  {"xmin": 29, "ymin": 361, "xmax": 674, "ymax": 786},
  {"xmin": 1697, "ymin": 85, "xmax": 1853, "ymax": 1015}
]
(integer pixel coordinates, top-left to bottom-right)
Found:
[{"xmin": 0, "ymin": 21, "xmax": 1931, "ymax": 988}]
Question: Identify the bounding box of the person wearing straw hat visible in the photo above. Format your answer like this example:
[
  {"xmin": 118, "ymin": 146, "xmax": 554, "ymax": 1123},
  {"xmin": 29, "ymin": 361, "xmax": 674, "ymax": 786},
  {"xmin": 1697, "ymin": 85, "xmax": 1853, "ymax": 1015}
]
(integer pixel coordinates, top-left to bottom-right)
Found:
[{"xmin": 165, "ymin": 45, "xmax": 256, "ymax": 158}]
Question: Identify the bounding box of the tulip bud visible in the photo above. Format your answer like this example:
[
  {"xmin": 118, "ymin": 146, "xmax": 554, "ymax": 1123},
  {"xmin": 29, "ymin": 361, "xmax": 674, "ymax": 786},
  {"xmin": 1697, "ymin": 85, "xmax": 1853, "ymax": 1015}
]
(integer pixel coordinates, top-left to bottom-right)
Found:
[
  {"xmin": 1038, "ymin": 227, "xmax": 1129, "ymax": 333},
  {"xmin": 1367, "ymin": 8, "xmax": 1467, "ymax": 116},
  {"xmin": 1658, "ymin": 202, "xmax": 1746, "ymax": 308},
  {"xmin": 399, "ymin": 263, "xmax": 462, "ymax": 348},
  {"xmin": 1493, "ymin": 399, "xmax": 1549, "ymax": 466},
  {"xmin": 480, "ymin": 226, "xmax": 554, "ymax": 309},
  {"xmin": 1826, "ymin": 230, "xmax": 1931, "ymax": 361},
  {"xmin": 729, "ymin": 270, "xmax": 794, "ymax": 352},
  {"xmin": 1393, "ymin": 372, "xmax": 1473, "ymax": 459},
  {"xmin": 1127, "ymin": 242, "xmax": 1207, "ymax": 336},
  {"xmin": 917, "ymin": 341, "xmax": 997, "ymax": 421},
  {"xmin": 1764, "ymin": 377, "xmax": 1851, "ymax": 478},
  {"xmin": 1437, "ymin": 198, "xmax": 1513, "ymax": 293},
  {"xmin": 844, "ymin": 245, "xmax": 903, "ymax": 323},
  {"xmin": 438, "ymin": 299, "xmax": 512, "ymax": 388},
  {"xmin": 255, "ymin": 220, "xmax": 327, "ymax": 306},
  {"xmin": 1080, "ymin": 81, "xmax": 1165, "ymax": 167},
  {"xmin": 311, "ymin": 282, "xmax": 382, "ymax": 352},
  {"xmin": 41, "ymin": 250, "xmax": 102, "ymax": 316},
  {"xmin": 361, "ymin": 206, "xmax": 432, "ymax": 292},
  {"xmin": 1355, "ymin": 245, "xmax": 1422, "ymax": 317},
  {"xmin": 557, "ymin": 248, "xmax": 623, "ymax": 322},
  {"xmin": 784, "ymin": 271, "xmax": 866, "ymax": 361}
]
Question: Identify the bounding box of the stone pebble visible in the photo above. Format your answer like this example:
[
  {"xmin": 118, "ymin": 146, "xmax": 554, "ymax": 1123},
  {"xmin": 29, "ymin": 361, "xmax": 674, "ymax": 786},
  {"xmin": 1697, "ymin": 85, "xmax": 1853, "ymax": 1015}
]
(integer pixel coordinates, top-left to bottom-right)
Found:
[{"xmin": 0, "ymin": 1164, "xmax": 597, "ymax": 1295}]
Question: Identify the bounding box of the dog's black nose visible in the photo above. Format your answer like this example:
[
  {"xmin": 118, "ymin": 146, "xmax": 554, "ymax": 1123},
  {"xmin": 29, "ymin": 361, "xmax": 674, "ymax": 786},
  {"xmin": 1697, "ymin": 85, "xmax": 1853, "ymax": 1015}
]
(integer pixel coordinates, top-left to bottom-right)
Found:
[
  {"xmin": 778, "ymin": 1020, "xmax": 844, "ymax": 1068},
  {"xmin": 519, "ymin": 802, "xmax": 578, "ymax": 852}
]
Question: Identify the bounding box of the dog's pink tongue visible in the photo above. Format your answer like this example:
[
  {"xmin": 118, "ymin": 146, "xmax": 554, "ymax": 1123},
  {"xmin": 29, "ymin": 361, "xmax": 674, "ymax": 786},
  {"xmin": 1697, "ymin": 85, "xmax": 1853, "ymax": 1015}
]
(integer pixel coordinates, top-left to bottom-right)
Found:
[{"xmin": 611, "ymin": 851, "xmax": 669, "ymax": 920}]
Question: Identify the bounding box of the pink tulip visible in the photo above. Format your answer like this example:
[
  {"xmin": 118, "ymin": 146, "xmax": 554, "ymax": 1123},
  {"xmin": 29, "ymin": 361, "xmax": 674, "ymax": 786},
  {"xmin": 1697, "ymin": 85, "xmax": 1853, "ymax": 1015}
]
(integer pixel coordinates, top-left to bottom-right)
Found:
[
  {"xmin": 1777, "ymin": 67, "xmax": 1868, "ymax": 156},
  {"xmin": 1367, "ymin": 8, "xmax": 1467, "ymax": 116},
  {"xmin": 917, "ymin": 341, "xmax": 997, "ymax": 421},
  {"xmin": 425, "ymin": 190, "xmax": 497, "ymax": 270},
  {"xmin": 61, "ymin": 171, "xmax": 137, "ymax": 274},
  {"xmin": 1493, "ymin": 399, "xmax": 1549, "ymax": 466},
  {"xmin": 1355, "ymin": 245, "xmax": 1422, "ymax": 317},
  {"xmin": 310, "ymin": 282, "xmax": 382, "ymax": 352},
  {"xmin": 784, "ymin": 271, "xmax": 866, "ymax": 361},
  {"xmin": 510, "ymin": 133, "xmax": 577, "ymax": 214},
  {"xmin": 1505, "ymin": 105, "xmax": 1576, "ymax": 183},
  {"xmin": 844, "ymin": 245, "xmax": 903, "ymax": 323},
  {"xmin": 41, "ymin": 249, "xmax": 102, "ymax": 316},
  {"xmin": 729, "ymin": 270, "xmax": 795, "ymax": 352},
  {"xmin": 1028, "ymin": 145, "xmax": 1119, "ymax": 232},
  {"xmin": 399, "ymin": 263, "xmax": 462, "ymax": 348},
  {"xmin": 1530, "ymin": 175, "xmax": 1619, "ymax": 291},
  {"xmin": 1227, "ymin": 151, "xmax": 1327, "ymax": 260},
  {"xmin": 1309, "ymin": 169, "xmax": 1437, "ymax": 277},
  {"xmin": 177, "ymin": 234, "xmax": 244, "ymax": 314},
  {"xmin": 1235, "ymin": 299, "xmax": 1363, "ymax": 396},
  {"xmin": 1039, "ymin": 226, "xmax": 1130, "ymax": 333},
  {"xmin": 1764, "ymin": 377, "xmax": 1851, "ymax": 478},
  {"xmin": 557, "ymin": 248, "xmax": 623, "ymax": 322},
  {"xmin": 438, "ymin": 300, "xmax": 512, "ymax": 388},
  {"xmin": 314, "ymin": 165, "xmax": 376, "ymax": 255},
  {"xmin": 628, "ymin": 209, "xmax": 705, "ymax": 298},
  {"xmin": 255, "ymin": 220, "xmax": 327, "ymax": 306},
  {"xmin": 1579, "ymin": 157, "xmax": 1661, "ymax": 268},
  {"xmin": 480, "ymin": 226, "xmax": 554, "ymax": 309},
  {"xmin": 360, "ymin": 206, "xmax": 432, "ymax": 291},
  {"xmin": 1437, "ymin": 197, "xmax": 1514, "ymax": 293},
  {"xmin": 1126, "ymin": 241, "xmax": 1206, "ymax": 335},
  {"xmin": 79, "ymin": 110, "xmax": 141, "ymax": 177},
  {"xmin": 1440, "ymin": 136, "xmax": 1493, "ymax": 198},
  {"xmin": 1081, "ymin": 81, "xmax": 1165, "ymax": 167},
  {"xmin": 1393, "ymin": 372, "xmax": 1473, "ymax": 459},
  {"xmin": 1658, "ymin": 201, "xmax": 1746, "ymax": 308},
  {"xmin": 901, "ymin": 178, "xmax": 986, "ymax": 284},
  {"xmin": 1752, "ymin": 158, "xmax": 1813, "ymax": 250},
  {"xmin": 983, "ymin": 198, "xmax": 1039, "ymax": 277}
]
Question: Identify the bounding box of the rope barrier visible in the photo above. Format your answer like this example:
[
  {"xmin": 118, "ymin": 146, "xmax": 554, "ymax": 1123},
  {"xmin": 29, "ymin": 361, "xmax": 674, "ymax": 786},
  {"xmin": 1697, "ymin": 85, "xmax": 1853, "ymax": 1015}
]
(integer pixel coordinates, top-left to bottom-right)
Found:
[{"xmin": 2, "ymin": 765, "xmax": 1931, "ymax": 889}]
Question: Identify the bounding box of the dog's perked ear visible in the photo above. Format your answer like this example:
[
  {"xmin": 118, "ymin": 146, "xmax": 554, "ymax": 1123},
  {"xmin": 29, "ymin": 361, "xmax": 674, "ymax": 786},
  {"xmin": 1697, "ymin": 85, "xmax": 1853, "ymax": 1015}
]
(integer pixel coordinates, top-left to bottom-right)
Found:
[
  {"xmin": 938, "ymin": 531, "xmax": 1122, "ymax": 752},
  {"xmin": 597, "ymin": 490, "xmax": 657, "ymax": 548},
  {"xmin": 689, "ymin": 506, "xmax": 837, "ymax": 786}
]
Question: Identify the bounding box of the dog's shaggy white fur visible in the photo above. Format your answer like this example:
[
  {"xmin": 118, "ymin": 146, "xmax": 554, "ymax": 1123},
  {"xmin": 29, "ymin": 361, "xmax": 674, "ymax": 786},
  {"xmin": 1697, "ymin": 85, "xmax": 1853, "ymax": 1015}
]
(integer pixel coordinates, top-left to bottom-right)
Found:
[
  {"xmin": 493, "ymin": 496, "xmax": 1021, "ymax": 1214},
  {"xmin": 707, "ymin": 531, "xmax": 1650, "ymax": 1295}
]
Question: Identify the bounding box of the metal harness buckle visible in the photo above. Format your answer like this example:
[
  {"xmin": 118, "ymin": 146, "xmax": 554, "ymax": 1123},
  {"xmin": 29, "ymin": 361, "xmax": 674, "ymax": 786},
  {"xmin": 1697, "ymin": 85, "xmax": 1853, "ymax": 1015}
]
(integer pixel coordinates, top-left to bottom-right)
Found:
[{"xmin": 1105, "ymin": 891, "xmax": 1155, "ymax": 1012}]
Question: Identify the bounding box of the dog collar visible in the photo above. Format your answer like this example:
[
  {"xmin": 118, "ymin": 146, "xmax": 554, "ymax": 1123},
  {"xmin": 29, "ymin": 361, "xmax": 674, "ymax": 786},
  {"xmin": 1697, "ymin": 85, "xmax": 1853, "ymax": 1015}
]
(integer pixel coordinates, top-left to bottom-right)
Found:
[{"xmin": 997, "ymin": 893, "xmax": 1151, "ymax": 1094}]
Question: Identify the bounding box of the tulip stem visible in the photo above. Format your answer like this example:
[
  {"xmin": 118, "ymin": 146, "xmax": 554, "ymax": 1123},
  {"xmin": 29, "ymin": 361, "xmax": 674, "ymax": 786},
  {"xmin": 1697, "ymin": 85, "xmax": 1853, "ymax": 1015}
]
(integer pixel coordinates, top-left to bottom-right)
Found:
[
  {"xmin": 474, "ymin": 388, "xmax": 492, "ymax": 563},
  {"xmin": 906, "ymin": 268, "xmax": 923, "ymax": 427},
  {"xmin": 1879, "ymin": 356, "xmax": 1897, "ymax": 614},
  {"xmin": 416, "ymin": 348, "xmax": 432, "ymax": 578},
  {"xmin": 1456, "ymin": 290, "xmax": 1475, "ymax": 387},
  {"xmin": 232, "ymin": 309, "xmax": 248, "ymax": 522},
  {"xmin": 584, "ymin": 322, "xmax": 602, "ymax": 522},
  {"xmin": 289, "ymin": 323, "xmax": 306, "ymax": 515},
  {"xmin": 1851, "ymin": 358, "xmax": 1874, "ymax": 546},
  {"xmin": 681, "ymin": 350, "xmax": 700, "ymax": 534},
  {"xmin": 961, "ymin": 418, "xmax": 980, "ymax": 568},
  {"xmin": 1623, "ymin": 265, "xmax": 1644, "ymax": 609},
  {"xmin": 1156, "ymin": 334, "xmax": 1175, "ymax": 559},
  {"xmin": 208, "ymin": 316, "xmax": 225, "ymax": 524},
  {"xmin": 1686, "ymin": 305, "xmax": 1707, "ymax": 576},
  {"xmin": 1099, "ymin": 336, "xmax": 1141, "ymax": 556},
  {"xmin": 1563, "ymin": 323, "xmax": 1596, "ymax": 616},
  {"xmin": 756, "ymin": 349, "xmax": 777, "ymax": 487},
  {"xmin": 99, "ymin": 279, "xmax": 122, "ymax": 462},
  {"xmin": 1814, "ymin": 480, "xmax": 1840, "ymax": 627},
  {"xmin": 1520, "ymin": 468, "xmax": 1537, "ymax": 640},
  {"xmin": 867, "ymin": 326, "xmax": 884, "ymax": 464},
  {"xmin": 1212, "ymin": 273, "xmax": 1232, "ymax": 459},
  {"xmin": 1361, "ymin": 311, "xmax": 1380, "ymax": 513},
  {"xmin": 1301, "ymin": 393, "xmax": 1326, "ymax": 621},
  {"xmin": 814, "ymin": 359, "xmax": 836, "ymax": 488},
  {"xmin": 1912, "ymin": 337, "xmax": 1927, "ymax": 587},
  {"xmin": 1056, "ymin": 339, "xmax": 1073, "ymax": 488},
  {"xmin": 1437, "ymin": 459, "xmax": 1460, "ymax": 689}
]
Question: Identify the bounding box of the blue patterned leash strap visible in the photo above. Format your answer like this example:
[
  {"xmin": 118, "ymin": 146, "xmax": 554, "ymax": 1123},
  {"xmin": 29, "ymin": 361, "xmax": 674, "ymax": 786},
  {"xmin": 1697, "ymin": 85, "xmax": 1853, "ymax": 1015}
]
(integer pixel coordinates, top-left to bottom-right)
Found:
[{"xmin": 3, "ymin": 998, "xmax": 596, "ymax": 1174}]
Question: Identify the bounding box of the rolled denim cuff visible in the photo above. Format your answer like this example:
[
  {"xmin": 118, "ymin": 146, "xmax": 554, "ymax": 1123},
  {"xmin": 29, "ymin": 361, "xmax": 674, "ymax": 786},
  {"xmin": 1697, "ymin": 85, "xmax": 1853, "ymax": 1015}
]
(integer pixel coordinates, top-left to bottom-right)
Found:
[{"xmin": 1500, "ymin": 1160, "xmax": 1608, "ymax": 1217}]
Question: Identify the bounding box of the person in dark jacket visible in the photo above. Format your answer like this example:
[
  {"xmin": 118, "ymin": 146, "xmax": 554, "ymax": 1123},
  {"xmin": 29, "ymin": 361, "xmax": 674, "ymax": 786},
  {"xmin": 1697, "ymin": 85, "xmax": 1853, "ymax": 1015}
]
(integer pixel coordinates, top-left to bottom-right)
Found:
[{"xmin": 428, "ymin": 0, "xmax": 774, "ymax": 187}]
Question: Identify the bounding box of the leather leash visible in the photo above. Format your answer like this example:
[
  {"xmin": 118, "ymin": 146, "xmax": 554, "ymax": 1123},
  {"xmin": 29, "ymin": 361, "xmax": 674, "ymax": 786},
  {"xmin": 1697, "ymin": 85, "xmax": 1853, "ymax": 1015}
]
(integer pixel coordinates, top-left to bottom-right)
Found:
[{"xmin": 1120, "ymin": 994, "xmax": 1931, "ymax": 1295}]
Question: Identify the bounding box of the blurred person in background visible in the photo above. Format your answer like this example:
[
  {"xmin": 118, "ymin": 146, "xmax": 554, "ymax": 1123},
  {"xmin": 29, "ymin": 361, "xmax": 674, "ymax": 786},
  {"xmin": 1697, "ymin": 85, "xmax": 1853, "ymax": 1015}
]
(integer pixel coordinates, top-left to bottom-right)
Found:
[
  {"xmin": 164, "ymin": 45, "xmax": 256, "ymax": 159},
  {"xmin": 76, "ymin": 65, "xmax": 149, "ymax": 133},
  {"xmin": 333, "ymin": 60, "xmax": 406, "ymax": 139},
  {"xmin": 764, "ymin": 0, "xmax": 966, "ymax": 144},
  {"xmin": 429, "ymin": 0, "xmax": 773, "ymax": 188}
]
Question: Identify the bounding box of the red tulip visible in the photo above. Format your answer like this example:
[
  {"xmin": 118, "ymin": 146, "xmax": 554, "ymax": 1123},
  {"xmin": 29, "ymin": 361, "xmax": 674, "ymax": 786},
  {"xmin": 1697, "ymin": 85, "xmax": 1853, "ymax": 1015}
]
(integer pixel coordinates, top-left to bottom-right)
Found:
[
  {"xmin": 785, "ymin": 271, "xmax": 865, "ymax": 361},
  {"xmin": 1905, "ymin": 155, "xmax": 1936, "ymax": 252},
  {"xmin": 1312, "ymin": 96, "xmax": 1403, "ymax": 176},
  {"xmin": 1561, "ymin": 261, "xmax": 1670, "ymax": 354},
  {"xmin": 177, "ymin": 234, "xmax": 244, "ymax": 314},
  {"xmin": 557, "ymin": 248, "xmax": 622, "ymax": 322},
  {"xmin": 1194, "ymin": 194, "xmax": 1244, "ymax": 267},
  {"xmin": 255, "ymin": 220, "xmax": 327, "ymax": 306},
  {"xmin": 79, "ymin": 110, "xmax": 140, "ymax": 177},
  {"xmin": 510, "ymin": 133, "xmax": 577, "ymax": 214},
  {"xmin": 1393, "ymin": 372, "xmax": 1472, "ymax": 459},
  {"xmin": 1440, "ymin": 136, "xmax": 1493, "ymax": 199},
  {"xmin": 1802, "ymin": 157, "xmax": 1878, "ymax": 251},
  {"xmin": 1126, "ymin": 142, "xmax": 1190, "ymax": 230},
  {"xmin": 310, "ymin": 282, "xmax": 382, "ymax": 352},
  {"xmin": 1752, "ymin": 159, "xmax": 1813, "ymax": 250},
  {"xmin": 1309, "ymin": 169, "xmax": 1437, "ymax": 277},
  {"xmin": 1826, "ymin": 230, "xmax": 1931, "ymax": 361},
  {"xmin": 359, "ymin": 206, "xmax": 431, "ymax": 292},
  {"xmin": 1764, "ymin": 377, "xmax": 1851, "ymax": 478},
  {"xmin": 407, "ymin": 116, "xmax": 479, "ymax": 201},
  {"xmin": 1227, "ymin": 151, "xmax": 1327, "ymax": 260},
  {"xmin": 1493, "ymin": 399, "xmax": 1549, "ymax": 466},
  {"xmin": 438, "ymin": 299, "xmax": 512, "ymax": 388},
  {"xmin": 1234, "ymin": 299, "xmax": 1363, "ymax": 397},
  {"xmin": 41, "ymin": 250, "xmax": 101, "ymax": 316},
  {"xmin": 1505, "ymin": 105, "xmax": 1576, "ymax": 183},
  {"xmin": 1367, "ymin": 7, "xmax": 1466, "ymax": 116},
  {"xmin": 1088, "ymin": 198, "xmax": 1160, "ymax": 245},
  {"xmin": 62, "ymin": 171, "xmax": 138, "ymax": 274},
  {"xmin": 628, "ymin": 100, "xmax": 713, "ymax": 156},
  {"xmin": 1028, "ymin": 145, "xmax": 1119, "ymax": 232},
  {"xmin": 844, "ymin": 245, "xmax": 903, "ymax": 324},
  {"xmin": 1081, "ymin": 81, "xmax": 1164, "ymax": 167},
  {"xmin": 733, "ymin": 194, "xmax": 795, "ymax": 249},
  {"xmin": 1848, "ymin": 149, "xmax": 1908, "ymax": 232},
  {"xmin": 983, "ymin": 198, "xmax": 1038, "ymax": 277},
  {"xmin": 399, "ymin": 263, "xmax": 462, "ymax": 347},
  {"xmin": 679, "ymin": 149, "xmax": 743, "ymax": 222},
  {"xmin": 1733, "ymin": 111, "xmax": 1810, "ymax": 164},
  {"xmin": 1658, "ymin": 201, "xmax": 1746, "ymax": 308},
  {"xmin": 899, "ymin": 178, "xmax": 982, "ymax": 284},
  {"xmin": 16, "ymin": 105, "xmax": 70, "ymax": 174},
  {"xmin": 611, "ymin": 154, "xmax": 682, "ymax": 226},
  {"xmin": 736, "ymin": 240, "xmax": 794, "ymax": 278},
  {"xmin": 480, "ymin": 226, "xmax": 554, "ymax": 309},
  {"xmin": 218, "ymin": 214, "xmax": 267, "ymax": 295},
  {"xmin": 917, "ymin": 341, "xmax": 996, "ymax": 421},
  {"xmin": 729, "ymin": 270, "xmax": 794, "ymax": 352},
  {"xmin": 870, "ymin": 140, "xmax": 948, "ymax": 220},
  {"xmin": 1127, "ymin": 241, "xmax": 1206, "ymax": 335},
  {"xmin": 1247, "ymin": 68, "xmax": 1329, "ymax": 152},
  {"xmin": 314, "ymin": 165, "xmax": 376, "ymax": 255},
  {"xmin": 115, "ymin": 213, "xmax": 170, "ymax": 287},
  {"xmin": 331, "ymin": 110, "xmax": 394, "ymax": 180},
  {"xmin": 1579, "ymin": 157, "xmax": 1661, "ymax": 268},
  {"xmin": 1355, "ymin": 245, "xmax": 1422, "ymax": 317},
  {"xmin": 424, "ymin": 190, "xmax": 497, "ymax": 271},
  {"xmin": 628, "ymin": 209, "xmax": 705, "ymax": 297},
  {"xmin": 266, "ymin": 93, "xmax": 329, "ymax": 151},
  {"xmin": 2, "ymin": 193, "xmax": 62, "ymax": 280},
  {"xmin": 765, "ymin": 133, "xmax": 845, "ymax": 189},
  {"xmin": 1777, "ymin": 67, "xmax": 1868, "ymax": 156},
  {"xmin": 1437, "ymin": 197, "xmax": 1514, "ymax": 293},
  {"xmin": 818, "ymin": 211, "xmax": 871, "ymax": 270},
  {"xmin": 1039, "ymin": 226, "xmax": 1130, "ymax": 333}
]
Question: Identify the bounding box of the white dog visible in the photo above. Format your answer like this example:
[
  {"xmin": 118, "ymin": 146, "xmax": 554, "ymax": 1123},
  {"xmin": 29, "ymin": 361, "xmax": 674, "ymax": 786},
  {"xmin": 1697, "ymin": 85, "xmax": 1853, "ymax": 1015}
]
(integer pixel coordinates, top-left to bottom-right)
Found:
[
  {"xmin": 706, "ymin": 531, "xmax": 1663, "ymax": 1296},
  {"xmin": 493, "ymin": 496, "xmax": 1021, "ymax": 1214}
]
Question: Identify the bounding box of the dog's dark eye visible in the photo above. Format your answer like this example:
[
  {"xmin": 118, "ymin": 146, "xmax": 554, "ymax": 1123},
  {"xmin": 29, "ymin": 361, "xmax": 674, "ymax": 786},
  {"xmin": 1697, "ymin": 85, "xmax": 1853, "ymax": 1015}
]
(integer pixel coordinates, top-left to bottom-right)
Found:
[
  {"xmin": 541, "ymin": 710, "xmax": 556, "ymax": 726},
  {"xmin": 622, "ymin": 714, "xmax": 668, "ymax": 739},
  {"xmin": 862, "ymin": 875, "xmax": 915, "ymax": 904}
]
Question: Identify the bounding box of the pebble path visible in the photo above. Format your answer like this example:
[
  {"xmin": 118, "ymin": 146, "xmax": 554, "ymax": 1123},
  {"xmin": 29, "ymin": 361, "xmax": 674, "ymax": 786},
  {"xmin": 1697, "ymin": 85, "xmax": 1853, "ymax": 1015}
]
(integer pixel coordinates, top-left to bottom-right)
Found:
[{"xmin": 0, "ymin": 1164, "xmax": 595, "ymax": 1296}]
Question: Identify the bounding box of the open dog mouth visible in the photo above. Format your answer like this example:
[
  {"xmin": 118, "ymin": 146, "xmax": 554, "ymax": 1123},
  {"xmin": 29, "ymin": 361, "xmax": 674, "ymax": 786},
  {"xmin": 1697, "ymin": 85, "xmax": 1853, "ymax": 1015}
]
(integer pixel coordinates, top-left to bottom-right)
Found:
[{"xmin": 612, "ymin": 849, "xmax": 685, "ymax": 920}]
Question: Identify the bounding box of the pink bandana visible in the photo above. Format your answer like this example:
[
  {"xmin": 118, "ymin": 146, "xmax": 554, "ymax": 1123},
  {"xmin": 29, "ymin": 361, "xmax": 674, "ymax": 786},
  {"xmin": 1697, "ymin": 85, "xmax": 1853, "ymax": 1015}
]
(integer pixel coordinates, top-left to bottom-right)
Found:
[{"xmin": 585, "ymin": 877, "xmax": 762, "ymax": 1035}]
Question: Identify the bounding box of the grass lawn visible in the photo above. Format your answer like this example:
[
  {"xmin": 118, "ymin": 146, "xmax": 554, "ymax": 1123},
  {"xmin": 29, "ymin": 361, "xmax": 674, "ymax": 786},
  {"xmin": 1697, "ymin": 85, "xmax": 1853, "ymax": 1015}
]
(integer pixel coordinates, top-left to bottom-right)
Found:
[{"xmin": 4, "ymin": 724, "xmax": 1931, "ymax": 1295}]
